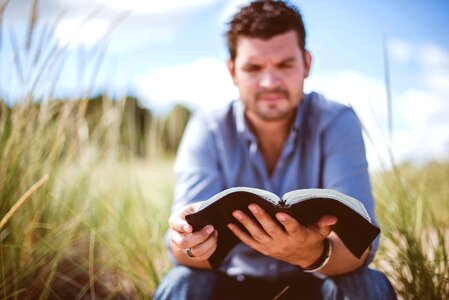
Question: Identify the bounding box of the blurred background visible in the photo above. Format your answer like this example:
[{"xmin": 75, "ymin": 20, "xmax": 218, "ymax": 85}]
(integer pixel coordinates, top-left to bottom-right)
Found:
[
  {"xmin": 1, "ymin": 0, "xmax": 448, "ymax": 299},
  {"xmin": 2, "ymin": 0, "xmax": 449, "ymax": 169}
]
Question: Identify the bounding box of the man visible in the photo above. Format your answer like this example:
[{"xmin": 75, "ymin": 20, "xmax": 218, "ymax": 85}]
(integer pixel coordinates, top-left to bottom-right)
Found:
[{"xmin": 154, "ymin": 1, "xmax": 396, "ymax": 299}]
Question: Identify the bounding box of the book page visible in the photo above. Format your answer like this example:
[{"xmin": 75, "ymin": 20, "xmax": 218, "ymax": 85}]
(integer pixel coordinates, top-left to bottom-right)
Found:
[
  {"xmin": 198, "ymin": 187, "xmax": 280, "ymax": 210},
  {"xmin": 282, "ymin": 189, "xmax": 371, "ymax": 221}
]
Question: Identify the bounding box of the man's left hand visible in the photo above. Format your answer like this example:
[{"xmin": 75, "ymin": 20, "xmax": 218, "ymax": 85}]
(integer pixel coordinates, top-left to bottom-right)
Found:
[{"xmin": 227, "ymin": 204, "xmax": 337, "ymax": 268}]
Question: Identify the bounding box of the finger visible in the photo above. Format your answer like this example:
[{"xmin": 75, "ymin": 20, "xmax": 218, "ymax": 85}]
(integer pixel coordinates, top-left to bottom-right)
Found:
[
  {"xmin": 314, "ymin": 215, "xmax": 337, "ymax": 237},
  {"xmin": 168, "ymin": 214, "xmax": 192, "ymax": 233},
  {"xmin": 318, "ymin": 215, "xmax": 338, "ymax": 226},
  {"xmin": 227, "ymin": 223, "xmax": 261, "ymax": 250},
  {"xmin": 171, "ymin": 224, "xmax": 214, "ymax": 249},
  {"xmin": 203, "ymin": 230, "xmax": 219, "ymax": 258},
  {"xmin": 190, "ymin": 230, "xmax": 218, "ymax": 259},
  {"xmin": 232, "ymin": 210, "xmax": 270, "ymax": 242},
  {"xmin": 275, "ymin": 212, "xmax": 307, "ymax": 237},
  {"xmin": 168, "ymin": 202, "xmax": 204, "ymax": 233},
  {"xmin": 248, "ymin": 204, "xmax": 284, "ymax": 238}
]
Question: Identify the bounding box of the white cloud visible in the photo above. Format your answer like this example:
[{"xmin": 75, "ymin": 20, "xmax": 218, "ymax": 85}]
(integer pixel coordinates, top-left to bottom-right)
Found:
[
  {"xmin": 423, "ymin": 70, "xmax": 449, "ymax": 92},
  {"xmin": 13, "ymin": 0, "xmax": 219, "ymax": 17},
  {"xmin": 305, "ymin": 71, "xmax": 392, "ymax": 170},
  {"xmin": 55, "ymin": 18, "xmax": 109, "ymax": 47},
  {"xmin": 419, "ymin": 43, "xmax": 449, "ymax": 68},
  {"xmin": 219, "ymin": 0, "xmax": 251, "ymax": 25},
  {"xmin": 388, "ymin": 39, "xmax": 412, "ymax": 64},
  {"xmin": 138, "ymin": 57, "xmax": 238, "ymax": 112},
  {"xmin": 305, "ymin": 70, "xmax": 388, "ymax": 122},
  {"xmin": 305, "ymin": 69, "xmax": 449, "ymax": 169},
  {"xmin": 394, "ymin": 89, "xmax": 449, "ymax": 163},
  {"xmin": 6, "ymin": 0, "xmax": 217, "ymax": 49},
  {"xmin": 388, "ymin": 40, "xmax": 449, "ymax": 71},
  {"xmin": 398, "ymin": 89, "xmax": 440, "ymax": 130},
  {"xmin": 91, "ymin": 0, "xmax": 218, "ymax": 15}
]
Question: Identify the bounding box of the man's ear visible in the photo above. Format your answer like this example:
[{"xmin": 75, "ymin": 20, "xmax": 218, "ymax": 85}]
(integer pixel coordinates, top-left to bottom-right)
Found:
[
  {"xmin": 227, "ymin": 59, "xmax": 237, "ymax": 85},
  {"xmin": 304, "ymin": 50, "xmax": 312, "ymax": 78}
]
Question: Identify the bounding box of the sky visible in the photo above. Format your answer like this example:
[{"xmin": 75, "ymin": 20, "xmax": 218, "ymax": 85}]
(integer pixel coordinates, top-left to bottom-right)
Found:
[{"xmin": 1, "ymin": 0, "xmax": 449, "ymax": 170}]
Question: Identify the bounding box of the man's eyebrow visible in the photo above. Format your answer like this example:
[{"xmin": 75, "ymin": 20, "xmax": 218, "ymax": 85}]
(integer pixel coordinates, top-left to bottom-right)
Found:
[
  {"xmin": 277, "ymin": 57, "xmax": 296, "ymax": 65},
  {"xmin": 241, "ymin": 57, "xmax": 297, "ymax": 67},
  {"xmin": 242, "ymin": 62, "xmax": 262, "ymax": 68}
]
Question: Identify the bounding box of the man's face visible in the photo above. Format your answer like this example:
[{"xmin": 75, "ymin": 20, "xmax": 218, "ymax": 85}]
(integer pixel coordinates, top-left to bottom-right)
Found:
[{"xmin": 228, "ymin": 30, "xmax": 312, "ymax": 122}]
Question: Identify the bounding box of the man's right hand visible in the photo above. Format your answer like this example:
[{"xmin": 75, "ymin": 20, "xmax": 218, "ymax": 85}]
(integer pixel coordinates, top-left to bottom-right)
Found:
[{"xmin": 168, "ymin": 202, "xmax": 218, "ymax": 268}]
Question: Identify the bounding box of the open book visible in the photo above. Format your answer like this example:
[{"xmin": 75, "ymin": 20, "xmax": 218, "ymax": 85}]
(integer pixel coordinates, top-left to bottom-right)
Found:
[{"xmin": 185, "ymin": 187, "xmax": 380, "ymax": 269}]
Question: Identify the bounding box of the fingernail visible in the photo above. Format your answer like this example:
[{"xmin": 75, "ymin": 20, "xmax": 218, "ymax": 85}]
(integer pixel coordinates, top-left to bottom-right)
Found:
[
  {"xmin": 326, "ymin": 216, "xmax": 338, "ymax": 225},
  {"xmin": 248, "ymin": 204, "xmax": 258, "ymax": 214},
  {"xmin": 233, "ymin": 211, "xmax": 242, "ymax": 220},
  {"xmin": 183, "ymin": 225, "xmax": 191, "ymax": 232},
  {"xmin": 206, "ymin": 225, "xmax": 214, "ymax": 234},
  {"xmin": 276, "ymin": 213, "xmax": 286, "ymax": 222}
]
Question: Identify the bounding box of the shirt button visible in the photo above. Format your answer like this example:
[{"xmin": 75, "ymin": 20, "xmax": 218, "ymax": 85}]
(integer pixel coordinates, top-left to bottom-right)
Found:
[{"xmin": 236, "ymin": 274, "xmax": 245, "ymax": 282}]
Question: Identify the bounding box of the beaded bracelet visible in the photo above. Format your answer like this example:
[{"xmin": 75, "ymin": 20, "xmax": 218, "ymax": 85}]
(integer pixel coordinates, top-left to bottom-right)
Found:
[{"xmin": 300, "ymin": 238, "xmax": 332, "ymax": 273}]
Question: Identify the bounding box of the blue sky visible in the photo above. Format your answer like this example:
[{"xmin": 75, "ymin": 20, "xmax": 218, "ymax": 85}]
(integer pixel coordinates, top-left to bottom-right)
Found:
[{"xmin": 2, "ymin": 0, "xmax": 449, "ymax": 169}]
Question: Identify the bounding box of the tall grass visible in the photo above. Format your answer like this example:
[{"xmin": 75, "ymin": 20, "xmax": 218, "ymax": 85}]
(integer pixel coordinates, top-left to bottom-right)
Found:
[
  {"xmin": 1, "ymin": 1, "xmax": 448, "ymax": 299},
  {"xmin": 373, "ymin": 163, "xmax": 449, "ymax": 299},
  {"xmin": 0, "ymin": 1, "xmax": 174, "ymax": 298},
  {"xmin": 0, "ymin": 94, "xmax": 175, "ymax": 299},
  {"xmin": 371, "ymin": 33, "xmax": 448, "ymax": 299}
]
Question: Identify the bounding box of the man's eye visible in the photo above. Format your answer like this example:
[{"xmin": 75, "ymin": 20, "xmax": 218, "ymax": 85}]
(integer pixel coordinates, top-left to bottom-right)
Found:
[
  {"xmin": 243, "ymin": 65, "xmax": 261, "ymax": 72},
  {"xmin": 279, "ymin": 63, "xmax": 294, "ymax": 69}
]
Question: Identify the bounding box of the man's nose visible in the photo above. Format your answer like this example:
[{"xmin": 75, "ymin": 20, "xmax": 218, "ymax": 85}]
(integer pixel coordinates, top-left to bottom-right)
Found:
[{"xmin": 259, "ymin": 69, "xmax": 281, "ymax": 89}]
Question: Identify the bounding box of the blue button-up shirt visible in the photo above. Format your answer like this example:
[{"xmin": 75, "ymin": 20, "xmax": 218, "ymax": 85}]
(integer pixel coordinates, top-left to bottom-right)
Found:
[{"xmin": 171, "ymin": 92, "xmax": 378, "ymax": 280}]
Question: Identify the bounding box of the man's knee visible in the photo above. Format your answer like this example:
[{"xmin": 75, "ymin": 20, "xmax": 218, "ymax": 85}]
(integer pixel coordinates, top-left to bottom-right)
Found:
[
  {"xmin": 323, "ymin": 268, "xmax": 397, "ymax": 300},
  {"xmin": 153, "ymin": 266, "xmax": 227, "ymax": 300}
]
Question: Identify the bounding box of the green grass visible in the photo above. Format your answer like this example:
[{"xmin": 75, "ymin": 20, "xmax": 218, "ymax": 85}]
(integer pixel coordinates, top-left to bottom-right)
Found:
[
  {"xmin": 1, "ymin": 1, "xmax": 448, "ymax": 298},
  {"xmin": 0, "ymin": 99, "xmax": 174, "ymax": 298},
  {"xmin": 1, "ymin": 144, "xmax": 174, "ymax": 298},
  {"xmin": 1, "ymin": 98, "xmax": 448, "ymax": 299},
  {"xmin": 372, "ymin": 163, "xmax": 449, "ymax": 299},
  {"xmin": 1, "ymin": 1, "xmax": 178, "ymax": 296}
]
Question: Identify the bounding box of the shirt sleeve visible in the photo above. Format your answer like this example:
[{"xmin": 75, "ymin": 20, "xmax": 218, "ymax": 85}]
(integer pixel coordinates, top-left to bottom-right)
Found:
[
  {"xmin": 172, "ymin": 114, "xmax": 225, "ymax": 213},
  {"xmin": 166, "ymin": 114, "xmax": 225, "ymax": 264},
  {"xmin": 320, "ymin": 107, "xmax": 379, "ymax": 265}
]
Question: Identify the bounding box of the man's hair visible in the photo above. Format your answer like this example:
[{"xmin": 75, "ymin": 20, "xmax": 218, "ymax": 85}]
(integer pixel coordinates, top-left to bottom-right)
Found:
[{"xmin": 225, "ymin": 0, "xmax": 306, "ymax": 61}]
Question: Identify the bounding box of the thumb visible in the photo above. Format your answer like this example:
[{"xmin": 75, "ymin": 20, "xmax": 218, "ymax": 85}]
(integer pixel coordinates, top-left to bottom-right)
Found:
[
  {"xmin": 169, "ymin": 214, "xmax": 193, "ymax": 233},
  {"xmin": 319, "ymin": 215, "xmax": 337, "ymax": 226},
  {"xmin": 315, "ymin": 215, "xmax": 337, "ymax": 237}
]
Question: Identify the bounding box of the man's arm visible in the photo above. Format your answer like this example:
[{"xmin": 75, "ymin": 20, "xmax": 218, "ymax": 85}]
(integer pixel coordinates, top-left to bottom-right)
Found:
[
  {"xmin": 320, "ymin": 107, "xmax": 378, "ymax": 265},
  {"xmin": 227, "ymin": 106, "xmax": 375, "ymax": 275},
  {"xmin": 167, "ymin": 114, "xmax": 224, "ymax": 267},
  {"xmin": 168, "ymin": 202, "xmax": 217, "ymax": 269},
  {"xmin": 315, "ymin": 232, "xmax": 369, "ymax": 275},
  {"xmin": 227, "ymin": 204, "xmax": 368, "ymax": 276}
]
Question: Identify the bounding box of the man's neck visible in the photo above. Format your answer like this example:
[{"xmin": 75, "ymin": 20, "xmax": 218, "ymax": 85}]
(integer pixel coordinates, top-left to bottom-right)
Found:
[
  {"xmin": 246, "ymin": 113, "xmax": 294, "ymax": 140},
  {"xmin": 245, "ymin": 110, "xmax": 297, "ymax": 175}
]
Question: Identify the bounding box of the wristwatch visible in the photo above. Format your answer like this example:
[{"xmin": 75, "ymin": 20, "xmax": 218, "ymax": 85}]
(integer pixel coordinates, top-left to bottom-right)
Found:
[{"xmin": 300, "ymin": 238, "xmax": 332, "ymax": 273}]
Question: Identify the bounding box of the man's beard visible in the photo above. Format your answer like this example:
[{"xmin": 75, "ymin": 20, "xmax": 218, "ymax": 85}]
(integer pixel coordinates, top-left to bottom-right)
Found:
[
  {"xmin": 255, "ymin": 88, "xmax": 289, "ymax": 101},
  {"xmin": 253, "ymin": 89, "xmax": 294, "ymax": 121}
]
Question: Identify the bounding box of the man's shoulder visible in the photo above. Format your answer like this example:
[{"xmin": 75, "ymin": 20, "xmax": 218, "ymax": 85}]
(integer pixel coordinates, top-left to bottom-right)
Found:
[
  {"xmin": 176, "ymin": 102, "xmax": 237, "ymax": 159},
  {"xmin": 306, "ymin": 92, "xmax": 356, "ymax": 128},
  {"xmin": 189, "ymin": 101, "xmax": 237, "ymax": 131},
  {"xmin": 307, "ymin": 92, "xmax": 352, "ymax": 114}
]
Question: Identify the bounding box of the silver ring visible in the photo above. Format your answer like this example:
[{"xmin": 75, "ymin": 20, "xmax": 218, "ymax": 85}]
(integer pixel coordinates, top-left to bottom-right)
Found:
[{"xmin": 186, "ymin": 247, "xmax": 195, "ymax": 258}]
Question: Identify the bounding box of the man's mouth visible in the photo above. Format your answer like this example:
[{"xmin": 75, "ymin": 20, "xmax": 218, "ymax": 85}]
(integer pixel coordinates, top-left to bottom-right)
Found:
[{"xmin": 257, "ymin": 92, "xmax": 288, "ymax": 102}]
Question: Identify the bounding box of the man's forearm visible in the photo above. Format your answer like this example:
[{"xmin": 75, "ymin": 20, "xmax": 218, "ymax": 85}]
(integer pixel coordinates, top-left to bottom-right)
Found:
[{"xmin": 312, "ymin": 232, "xmax": 369, "ymax": 276}]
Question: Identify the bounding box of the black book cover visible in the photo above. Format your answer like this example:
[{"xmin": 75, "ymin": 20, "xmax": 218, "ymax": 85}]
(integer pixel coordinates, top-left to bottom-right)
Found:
[{"xmin": 185, "ymin": 187, "xmax": 380, "ymax": 269}]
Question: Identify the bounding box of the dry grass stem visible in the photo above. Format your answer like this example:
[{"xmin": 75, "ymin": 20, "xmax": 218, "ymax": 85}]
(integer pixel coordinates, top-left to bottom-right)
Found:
[{"xmin": 0, "ymin": 174, "xmax": 49, "ymax": 231}]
